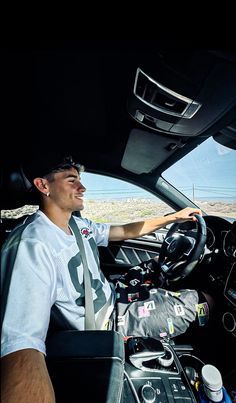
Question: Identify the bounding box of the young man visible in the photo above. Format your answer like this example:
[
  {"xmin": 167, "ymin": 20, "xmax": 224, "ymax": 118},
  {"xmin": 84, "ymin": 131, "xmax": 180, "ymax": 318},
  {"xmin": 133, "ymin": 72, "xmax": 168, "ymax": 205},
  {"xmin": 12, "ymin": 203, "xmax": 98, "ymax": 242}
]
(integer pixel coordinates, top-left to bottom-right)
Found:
[{"xmin": 1, "ymin": 155, "xmax": 211, "ymax": 403}]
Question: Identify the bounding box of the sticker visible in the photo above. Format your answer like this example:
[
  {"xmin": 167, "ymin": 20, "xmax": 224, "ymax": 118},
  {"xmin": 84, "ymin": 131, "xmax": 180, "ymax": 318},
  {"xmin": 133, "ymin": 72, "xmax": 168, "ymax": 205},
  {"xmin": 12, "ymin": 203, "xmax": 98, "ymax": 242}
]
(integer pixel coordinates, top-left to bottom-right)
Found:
[
  {"xmin": 160, "ymin": 331, "xmax": 168, "ymax": 338},
  {"xmin": 138, "ymin": 306, "xmax": 150, "ymax": 317},
  {"xmin": 195, "ymin": 302, "xmax": 209, "ymax": 326},
  {"xmin": 117, "ymin": 316, "xmax": 125, "ymax": 326},
  {"xmin": 128, "ymin": 292, "xmax": 140, "ymax": 302},
  {"xmin": 167, "ymin": 317, "xmax": 175, "ymax": 335},
  {"xmin": 149, "ymin": 288, "xmax": 158, "ymax": 294},
  {"xmin": 80, "ymin": 227, "xmax": 92, "ymax": 238},
  {"xmin": 174, "ymin": 304, "xmax": 185, "ymax": 316},
  {"xmin": 196, "ymin": 302, "xmax": 209, "ymax": 316},
  {"xmin": 198, "ymin": 316, "xmax": 207, "ymax": 326},
  {"xmin": 129, "ymin": 278, "xmax": 140, "ymax": 287},
  {"xmin": 144, "ymin": 300, "xmax": 156, "ymax": 310},
  {"xmin": 169, "ymin": 291, "xmax": 181, "ymax": 297}
]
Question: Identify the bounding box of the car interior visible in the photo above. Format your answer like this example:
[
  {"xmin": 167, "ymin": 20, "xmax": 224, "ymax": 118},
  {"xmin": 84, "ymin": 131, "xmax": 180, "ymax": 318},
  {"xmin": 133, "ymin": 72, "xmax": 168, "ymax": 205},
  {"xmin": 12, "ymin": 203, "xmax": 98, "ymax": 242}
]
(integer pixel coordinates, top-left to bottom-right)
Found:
[{"xmin": 1, "ymin": 41, "xmax": 236, "ymax": 402}]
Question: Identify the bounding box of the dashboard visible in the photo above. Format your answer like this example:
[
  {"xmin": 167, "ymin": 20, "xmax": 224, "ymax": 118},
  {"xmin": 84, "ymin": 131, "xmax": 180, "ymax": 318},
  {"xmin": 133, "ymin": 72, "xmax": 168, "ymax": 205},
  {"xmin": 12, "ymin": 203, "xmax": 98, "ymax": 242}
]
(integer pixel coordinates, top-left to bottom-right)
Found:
[
  {"xmin": 203, "ymin": 215, "xmax": 236, "ymax": 337},
  {"xmin": 204, "ymin": 216, "xmax": 236, "ymax": 257}
]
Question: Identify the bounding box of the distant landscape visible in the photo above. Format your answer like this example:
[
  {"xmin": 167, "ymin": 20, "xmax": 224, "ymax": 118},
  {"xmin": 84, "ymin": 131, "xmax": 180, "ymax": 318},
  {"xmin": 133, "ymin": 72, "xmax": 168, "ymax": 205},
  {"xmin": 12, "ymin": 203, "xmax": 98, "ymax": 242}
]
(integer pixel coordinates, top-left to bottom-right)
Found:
[{"xmin": 1, "ymin": 199, "xmax": 236, "ymax": 223}]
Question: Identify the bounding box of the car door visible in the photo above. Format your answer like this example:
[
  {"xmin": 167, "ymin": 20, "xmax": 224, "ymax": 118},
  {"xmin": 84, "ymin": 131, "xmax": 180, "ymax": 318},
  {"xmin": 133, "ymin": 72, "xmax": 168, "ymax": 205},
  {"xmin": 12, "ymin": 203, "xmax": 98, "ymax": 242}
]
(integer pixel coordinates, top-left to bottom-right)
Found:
[
  {"xmin": 81, "ymin": 172, "xmax": 174, "ymax": 278},
  {"xmin": 99, "ymin": 233, "xmax": 166, "ymax": 278}
]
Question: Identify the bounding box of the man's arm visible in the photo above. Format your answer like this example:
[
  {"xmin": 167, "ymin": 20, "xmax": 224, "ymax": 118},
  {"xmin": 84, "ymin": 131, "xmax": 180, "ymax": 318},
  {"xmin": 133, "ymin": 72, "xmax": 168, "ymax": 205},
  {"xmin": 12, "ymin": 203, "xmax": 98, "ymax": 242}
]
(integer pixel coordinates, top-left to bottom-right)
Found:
[
  {"xmin": 109, "ymin": 207, "xmax": 202, "ymax": 241},
  {"xmin": 1, "ymin": 349, "xmax": 55, "ymax": 403}
]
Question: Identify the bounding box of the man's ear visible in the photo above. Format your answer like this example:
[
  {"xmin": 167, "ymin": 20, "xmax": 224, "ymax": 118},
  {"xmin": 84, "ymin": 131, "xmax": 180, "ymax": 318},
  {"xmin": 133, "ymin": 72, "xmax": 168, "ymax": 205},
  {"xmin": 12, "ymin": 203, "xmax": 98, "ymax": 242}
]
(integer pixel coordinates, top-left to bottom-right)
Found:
[{"xmin": 33, "ymin": 178, "xmax": 49, "ymax": 195}]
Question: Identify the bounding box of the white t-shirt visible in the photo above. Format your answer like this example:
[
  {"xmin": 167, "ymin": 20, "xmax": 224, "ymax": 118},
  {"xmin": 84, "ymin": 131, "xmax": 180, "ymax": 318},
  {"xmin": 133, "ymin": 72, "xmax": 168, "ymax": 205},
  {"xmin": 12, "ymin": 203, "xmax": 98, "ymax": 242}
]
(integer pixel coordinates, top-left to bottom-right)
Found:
[{"xmin": 1, "ymin": 210, "xmax": 114, "ymax": 357}]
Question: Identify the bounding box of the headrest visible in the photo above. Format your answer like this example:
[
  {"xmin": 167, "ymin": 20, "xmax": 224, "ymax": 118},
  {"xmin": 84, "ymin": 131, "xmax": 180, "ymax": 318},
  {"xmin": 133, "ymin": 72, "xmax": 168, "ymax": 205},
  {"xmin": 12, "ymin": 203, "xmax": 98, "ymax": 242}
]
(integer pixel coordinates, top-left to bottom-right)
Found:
[{"xmin": 0, "ymin": 166, "xmax": 36, "ymax": 209}]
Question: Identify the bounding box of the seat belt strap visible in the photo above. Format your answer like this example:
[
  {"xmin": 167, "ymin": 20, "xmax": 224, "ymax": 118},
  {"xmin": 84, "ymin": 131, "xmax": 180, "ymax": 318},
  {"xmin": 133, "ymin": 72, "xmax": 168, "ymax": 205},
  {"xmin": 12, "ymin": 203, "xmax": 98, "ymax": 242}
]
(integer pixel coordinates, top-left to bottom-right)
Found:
[
  {"xmin": 95, "ymin": 292, "xmax": 113, "ymax": 330},
  {"xmin": 69, "ymin": 217, "xmax": 96, "ymax": 330},
  {"xmin": 69, "ymin": 217, "xmax": 114, "ymax": 330}
]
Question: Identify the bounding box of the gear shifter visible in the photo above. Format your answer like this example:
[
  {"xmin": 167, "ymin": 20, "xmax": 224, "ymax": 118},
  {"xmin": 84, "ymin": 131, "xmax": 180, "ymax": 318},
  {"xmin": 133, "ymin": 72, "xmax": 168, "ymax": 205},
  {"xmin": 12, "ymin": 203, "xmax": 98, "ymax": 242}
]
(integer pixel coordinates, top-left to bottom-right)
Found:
[{"xmin": 127, "ymin": 337, "xmax": 173, "ymax": 370}]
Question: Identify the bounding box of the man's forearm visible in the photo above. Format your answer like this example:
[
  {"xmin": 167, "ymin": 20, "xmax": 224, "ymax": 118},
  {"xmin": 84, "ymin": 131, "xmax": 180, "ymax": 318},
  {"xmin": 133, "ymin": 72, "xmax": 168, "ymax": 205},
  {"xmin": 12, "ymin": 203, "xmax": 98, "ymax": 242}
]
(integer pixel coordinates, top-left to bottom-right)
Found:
[
  {"xmin": 120, "ymin": 215, "xmax": 175, "ymax": 239},
  {"xmin": 1, "ymin": 349, "xmax": 55, "ymax": 403},
  {"xmin": 109, "ymin": 207, "xmax": 202, "ymax": 241},
  {"xmin": 109, "ymin": 215, "xmax": 173, "ymax": 240}
]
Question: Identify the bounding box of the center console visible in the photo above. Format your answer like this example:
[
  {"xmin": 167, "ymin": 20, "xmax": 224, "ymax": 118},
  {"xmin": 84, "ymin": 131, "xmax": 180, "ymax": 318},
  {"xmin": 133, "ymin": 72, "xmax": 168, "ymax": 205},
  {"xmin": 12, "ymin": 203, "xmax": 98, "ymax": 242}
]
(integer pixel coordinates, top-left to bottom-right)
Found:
[{"xmin": 123, "ymin": 337, "xmax": 199, "ymax": 403}]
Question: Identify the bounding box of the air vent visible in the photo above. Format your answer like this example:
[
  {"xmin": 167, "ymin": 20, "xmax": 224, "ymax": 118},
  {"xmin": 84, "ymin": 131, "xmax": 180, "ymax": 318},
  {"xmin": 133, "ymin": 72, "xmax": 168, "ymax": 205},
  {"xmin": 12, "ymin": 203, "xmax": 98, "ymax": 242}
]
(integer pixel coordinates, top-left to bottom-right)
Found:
[{"xmin": 134, "ymin": 68, "xmax": 201, "ymax": 119}]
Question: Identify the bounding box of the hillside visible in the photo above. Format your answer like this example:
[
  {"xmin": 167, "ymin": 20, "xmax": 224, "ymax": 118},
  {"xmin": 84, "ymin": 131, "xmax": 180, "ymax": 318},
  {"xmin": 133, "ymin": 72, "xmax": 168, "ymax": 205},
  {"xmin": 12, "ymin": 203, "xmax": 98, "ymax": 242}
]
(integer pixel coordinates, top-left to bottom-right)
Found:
[{"xmin": 1, "ymin": 199, "xmax": 236, "ymax": 223}]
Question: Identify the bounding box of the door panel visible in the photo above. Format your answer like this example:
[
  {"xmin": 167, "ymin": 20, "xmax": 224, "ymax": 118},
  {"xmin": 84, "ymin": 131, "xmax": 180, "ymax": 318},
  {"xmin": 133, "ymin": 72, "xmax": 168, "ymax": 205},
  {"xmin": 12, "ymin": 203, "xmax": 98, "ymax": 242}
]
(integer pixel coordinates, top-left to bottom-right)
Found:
[{"xmin": 99, "ymin": 230, "xmax": 167, "ymax": 277}]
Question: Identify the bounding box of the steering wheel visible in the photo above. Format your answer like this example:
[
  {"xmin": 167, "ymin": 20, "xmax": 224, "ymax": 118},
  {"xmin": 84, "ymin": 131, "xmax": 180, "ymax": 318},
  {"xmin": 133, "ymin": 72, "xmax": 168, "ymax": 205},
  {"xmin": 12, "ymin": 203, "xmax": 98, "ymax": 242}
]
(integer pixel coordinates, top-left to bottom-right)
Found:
[{"xmin": 158, "ymin": 214, "xmax": 207, "ymax": 282}]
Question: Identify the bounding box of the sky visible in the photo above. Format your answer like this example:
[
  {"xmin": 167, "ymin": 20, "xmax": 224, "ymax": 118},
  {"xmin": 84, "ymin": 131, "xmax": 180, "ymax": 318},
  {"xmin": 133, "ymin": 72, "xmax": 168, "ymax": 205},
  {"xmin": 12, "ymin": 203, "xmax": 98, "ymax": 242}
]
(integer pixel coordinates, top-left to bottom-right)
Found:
[
  {"xmin": 81, "ymin": 172, "xmax": 150, "ymax": 200},
  {"xmin": 163, "ymin": 137, "xmax": 236, "ymax": 200},
  {"xmin": 81, "ymin": 137, "xmax": 236, "ymax": 202}
]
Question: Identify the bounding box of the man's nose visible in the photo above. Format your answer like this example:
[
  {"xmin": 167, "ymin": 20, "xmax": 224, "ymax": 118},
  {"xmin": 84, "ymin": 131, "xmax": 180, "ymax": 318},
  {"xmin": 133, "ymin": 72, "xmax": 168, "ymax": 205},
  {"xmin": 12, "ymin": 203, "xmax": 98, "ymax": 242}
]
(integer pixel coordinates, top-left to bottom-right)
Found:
[{"xmin": 79, "ymin": 182, "xmax": 86, "ymax": 192}]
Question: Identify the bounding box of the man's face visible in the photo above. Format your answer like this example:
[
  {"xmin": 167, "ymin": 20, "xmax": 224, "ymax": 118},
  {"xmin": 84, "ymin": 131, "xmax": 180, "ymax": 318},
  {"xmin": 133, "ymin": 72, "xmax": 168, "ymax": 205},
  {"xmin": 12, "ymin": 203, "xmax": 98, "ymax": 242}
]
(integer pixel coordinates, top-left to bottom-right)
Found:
[{"xmin": 46, "ymin": 167, "xmax": 86, "ymax": 212}]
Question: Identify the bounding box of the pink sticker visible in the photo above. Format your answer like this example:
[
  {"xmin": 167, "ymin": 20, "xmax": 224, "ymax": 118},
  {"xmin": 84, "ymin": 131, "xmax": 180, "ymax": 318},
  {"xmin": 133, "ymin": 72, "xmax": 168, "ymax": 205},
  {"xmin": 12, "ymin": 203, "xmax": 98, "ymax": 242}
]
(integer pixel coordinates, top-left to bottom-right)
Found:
[
  {"xmin": 138, "ymin": 306, "xmax": 150, "ymax": 317},
  {"xmin": 160, "ymin": 332, "xmax": 168, "ymax": 338}
]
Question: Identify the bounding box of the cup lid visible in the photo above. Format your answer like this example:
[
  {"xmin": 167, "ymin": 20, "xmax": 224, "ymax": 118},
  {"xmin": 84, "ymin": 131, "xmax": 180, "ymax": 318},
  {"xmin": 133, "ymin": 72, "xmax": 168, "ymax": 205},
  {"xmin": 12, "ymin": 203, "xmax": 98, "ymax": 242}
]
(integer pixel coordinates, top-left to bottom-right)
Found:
[{"xmin": 201, "ymin": 364, "xmax": 222, "ymax": 390}]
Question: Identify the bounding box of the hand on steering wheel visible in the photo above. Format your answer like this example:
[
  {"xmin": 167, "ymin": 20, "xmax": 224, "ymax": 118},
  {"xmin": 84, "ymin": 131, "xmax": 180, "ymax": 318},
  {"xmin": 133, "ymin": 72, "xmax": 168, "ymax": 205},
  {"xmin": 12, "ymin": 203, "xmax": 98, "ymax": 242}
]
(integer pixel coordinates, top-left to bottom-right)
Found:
[{"xmin": 158, "ymin": 214, "xmax": 207, "ymax": 282}]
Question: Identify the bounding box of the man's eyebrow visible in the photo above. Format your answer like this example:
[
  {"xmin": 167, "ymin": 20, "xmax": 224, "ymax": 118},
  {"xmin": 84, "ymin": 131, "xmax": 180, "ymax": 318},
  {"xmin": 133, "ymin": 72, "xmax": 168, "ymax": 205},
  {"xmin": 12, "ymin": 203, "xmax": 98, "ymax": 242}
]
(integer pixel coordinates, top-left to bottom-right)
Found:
[{"xmin": 64, "ymin": 173, "xmax": 80, "ymax": 179}]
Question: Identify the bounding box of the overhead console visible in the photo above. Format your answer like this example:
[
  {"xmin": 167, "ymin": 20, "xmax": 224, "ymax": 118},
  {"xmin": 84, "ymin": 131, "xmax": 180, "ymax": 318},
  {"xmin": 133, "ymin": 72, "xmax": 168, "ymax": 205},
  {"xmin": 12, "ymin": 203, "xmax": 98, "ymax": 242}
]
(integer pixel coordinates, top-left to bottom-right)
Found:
[
  {"xmin": 127, "ymin": 51, "xmax": 236, "ymax": 137},
  {"xmin": 132, "ymin": 67, "xmax": 202, "ymax": 128}
]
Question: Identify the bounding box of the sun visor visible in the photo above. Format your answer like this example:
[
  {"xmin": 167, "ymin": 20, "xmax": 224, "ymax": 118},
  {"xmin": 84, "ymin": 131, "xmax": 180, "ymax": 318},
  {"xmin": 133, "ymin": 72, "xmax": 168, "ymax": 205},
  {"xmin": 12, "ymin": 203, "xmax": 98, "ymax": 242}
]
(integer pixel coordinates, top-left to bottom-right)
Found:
[{"xmin": 121, "ymin": 128, "xmax": 183, "ymax": 174}]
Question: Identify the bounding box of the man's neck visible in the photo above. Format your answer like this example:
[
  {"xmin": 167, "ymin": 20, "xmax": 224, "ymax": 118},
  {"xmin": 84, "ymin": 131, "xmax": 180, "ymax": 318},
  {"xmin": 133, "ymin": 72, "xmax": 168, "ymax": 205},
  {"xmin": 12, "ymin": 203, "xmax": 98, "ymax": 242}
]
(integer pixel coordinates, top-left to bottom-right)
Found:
[{"xmin": 41, "ymin": 206, "xmax": 73, "ymax": 235}]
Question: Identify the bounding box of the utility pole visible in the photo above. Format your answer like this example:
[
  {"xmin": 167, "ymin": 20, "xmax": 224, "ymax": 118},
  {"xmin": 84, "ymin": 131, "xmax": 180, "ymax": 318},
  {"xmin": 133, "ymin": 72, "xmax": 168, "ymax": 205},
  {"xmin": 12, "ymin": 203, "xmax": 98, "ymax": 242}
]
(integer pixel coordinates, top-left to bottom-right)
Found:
[{"xmin": 192, "ymin": 183, "xmax": 195, "ymax": 201}]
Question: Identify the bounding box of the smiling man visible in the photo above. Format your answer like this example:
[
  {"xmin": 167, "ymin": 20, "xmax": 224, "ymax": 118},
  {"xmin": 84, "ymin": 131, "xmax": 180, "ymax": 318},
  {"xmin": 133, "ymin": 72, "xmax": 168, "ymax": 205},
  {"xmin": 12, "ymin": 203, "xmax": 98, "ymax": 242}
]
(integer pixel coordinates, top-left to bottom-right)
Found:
[{"xmin": 1, "ymin": 154, "xmax": 213, "ymax": 403}]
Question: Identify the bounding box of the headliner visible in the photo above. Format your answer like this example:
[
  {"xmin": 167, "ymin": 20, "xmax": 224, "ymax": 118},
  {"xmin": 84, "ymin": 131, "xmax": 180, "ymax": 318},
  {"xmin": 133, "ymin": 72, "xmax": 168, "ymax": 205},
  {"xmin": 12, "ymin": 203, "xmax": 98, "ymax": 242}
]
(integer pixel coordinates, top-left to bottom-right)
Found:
[{"xmin": 1, "ymin": 41, "xmax": 236, "ymax": 191}]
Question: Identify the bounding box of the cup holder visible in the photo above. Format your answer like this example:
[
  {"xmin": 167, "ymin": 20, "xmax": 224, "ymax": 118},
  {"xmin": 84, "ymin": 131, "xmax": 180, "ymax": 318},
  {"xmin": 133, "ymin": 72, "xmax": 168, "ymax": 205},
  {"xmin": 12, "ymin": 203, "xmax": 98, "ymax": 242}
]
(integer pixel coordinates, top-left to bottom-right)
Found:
[{"xmin": 177, "ymin": 352, "xmax": 205, "ymax": 387}]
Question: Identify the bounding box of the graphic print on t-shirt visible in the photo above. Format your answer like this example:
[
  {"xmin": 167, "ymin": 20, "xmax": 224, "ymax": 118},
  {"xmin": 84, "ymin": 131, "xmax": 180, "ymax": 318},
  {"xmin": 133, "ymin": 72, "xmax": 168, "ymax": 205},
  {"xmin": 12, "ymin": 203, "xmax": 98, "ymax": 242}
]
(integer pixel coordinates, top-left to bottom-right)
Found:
[{"xmin": 67, "ymin": 248, "xmax": 110, "ymax": 314}]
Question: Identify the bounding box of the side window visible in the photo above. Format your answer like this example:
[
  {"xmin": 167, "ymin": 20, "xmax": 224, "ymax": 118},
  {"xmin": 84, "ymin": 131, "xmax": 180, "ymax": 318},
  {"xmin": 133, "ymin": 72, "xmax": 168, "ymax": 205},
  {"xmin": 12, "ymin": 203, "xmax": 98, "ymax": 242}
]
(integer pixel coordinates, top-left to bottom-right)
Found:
[{"xmin": 81, "ymin": 173, "xmax": 174, "ymax": 224}]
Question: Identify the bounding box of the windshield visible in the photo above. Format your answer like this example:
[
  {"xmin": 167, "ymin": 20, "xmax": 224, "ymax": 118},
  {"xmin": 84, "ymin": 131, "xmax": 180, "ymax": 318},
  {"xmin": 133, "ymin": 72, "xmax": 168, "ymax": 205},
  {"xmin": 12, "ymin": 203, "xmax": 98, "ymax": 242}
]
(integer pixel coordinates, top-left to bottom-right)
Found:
[{"xmin": 162, "ymin": 136, "xmax": 236, "ymax": 218}]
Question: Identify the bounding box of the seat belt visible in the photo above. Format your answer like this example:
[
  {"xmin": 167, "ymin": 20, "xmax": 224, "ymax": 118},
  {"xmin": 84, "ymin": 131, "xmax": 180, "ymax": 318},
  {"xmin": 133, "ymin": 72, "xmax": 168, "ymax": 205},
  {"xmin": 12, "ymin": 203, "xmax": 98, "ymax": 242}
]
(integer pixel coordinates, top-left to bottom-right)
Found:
[
  {"xmin": 69, "ymin": 217, "xmax": 96, "ymax": 330},
  {"xmin": 69, "ymin": 217, "xmax": 112, "ymax": 330}
]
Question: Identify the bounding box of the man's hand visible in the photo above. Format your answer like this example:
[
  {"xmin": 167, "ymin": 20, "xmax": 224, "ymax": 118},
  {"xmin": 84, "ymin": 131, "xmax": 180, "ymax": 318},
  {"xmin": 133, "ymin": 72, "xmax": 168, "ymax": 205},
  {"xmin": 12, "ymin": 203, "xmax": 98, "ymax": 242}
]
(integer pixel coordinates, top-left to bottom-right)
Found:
[{"xmin": 173, "ymin": 207, "xmax": 202, "ymax": 223}]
